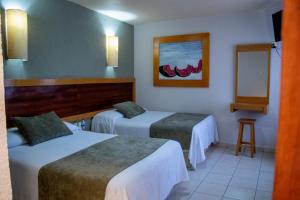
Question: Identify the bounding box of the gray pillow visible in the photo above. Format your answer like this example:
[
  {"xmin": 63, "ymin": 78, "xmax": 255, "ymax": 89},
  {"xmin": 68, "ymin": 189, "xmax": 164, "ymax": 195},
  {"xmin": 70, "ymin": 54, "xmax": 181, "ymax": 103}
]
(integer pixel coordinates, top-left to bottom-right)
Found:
[
  {"xmin": 12, "ymin": 112, "xmax": 73, "ymax": 146},
  {"xmin": 113, "ymin": 101, "xmax": 145, "ymax": 119}
]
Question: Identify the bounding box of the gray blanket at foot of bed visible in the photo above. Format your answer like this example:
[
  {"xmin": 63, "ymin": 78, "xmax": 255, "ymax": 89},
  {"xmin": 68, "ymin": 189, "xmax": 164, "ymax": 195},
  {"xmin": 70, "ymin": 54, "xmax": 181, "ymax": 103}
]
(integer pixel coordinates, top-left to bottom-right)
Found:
[
  {"xmin": 150, "ymin": 113, "xmax": 208, "ymax": 149},
  {"xmin": 38, "ymin": 136, "xmax": 167, "ymax": 200}
]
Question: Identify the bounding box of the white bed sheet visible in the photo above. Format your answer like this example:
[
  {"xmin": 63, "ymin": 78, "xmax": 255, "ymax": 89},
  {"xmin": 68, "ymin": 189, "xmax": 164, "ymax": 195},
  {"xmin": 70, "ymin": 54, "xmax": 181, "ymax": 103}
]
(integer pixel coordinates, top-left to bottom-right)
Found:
[
  {"xmin": 92, "ymin": 110, "xmax": 219, "ymax": 168},
  {"xmin": 9, "ymin": 130, "xmax": 188, "ymax": 200}
]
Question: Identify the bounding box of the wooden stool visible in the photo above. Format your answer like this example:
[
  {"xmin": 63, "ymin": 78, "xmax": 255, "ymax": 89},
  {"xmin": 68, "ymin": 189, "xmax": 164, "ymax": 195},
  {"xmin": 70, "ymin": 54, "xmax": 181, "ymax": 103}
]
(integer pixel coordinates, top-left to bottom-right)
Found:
[{"xmin": 235, "ymin": 118, "xmax": 256, "ymax": 157}]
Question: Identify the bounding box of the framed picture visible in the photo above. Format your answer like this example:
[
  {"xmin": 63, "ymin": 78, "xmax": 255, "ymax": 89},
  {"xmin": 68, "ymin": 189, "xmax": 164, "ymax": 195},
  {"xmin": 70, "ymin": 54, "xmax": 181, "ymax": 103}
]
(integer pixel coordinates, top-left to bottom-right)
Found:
[{"xmin": 153, "ymin": 33, "xmax": 210, "ymax": 87}]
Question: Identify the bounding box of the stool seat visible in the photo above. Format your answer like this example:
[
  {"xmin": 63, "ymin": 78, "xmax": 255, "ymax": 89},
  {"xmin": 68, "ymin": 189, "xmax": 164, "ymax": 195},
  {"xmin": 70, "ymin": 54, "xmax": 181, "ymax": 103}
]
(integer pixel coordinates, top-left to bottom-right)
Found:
[
  {"xmin": 236, "ymin": 118, "xmax": 256, "ymax": 157},
  {"xmin": 239, "ymin": 118, "xmax": 256, "ymax": 124}
]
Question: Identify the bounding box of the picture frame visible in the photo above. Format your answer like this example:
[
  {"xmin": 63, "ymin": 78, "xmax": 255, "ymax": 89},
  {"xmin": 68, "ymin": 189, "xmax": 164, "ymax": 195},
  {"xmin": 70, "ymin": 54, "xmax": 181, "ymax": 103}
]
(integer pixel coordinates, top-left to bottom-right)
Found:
[{"xmin": 153, "ymin": 33, "xmax": 210, "ymax": 87}]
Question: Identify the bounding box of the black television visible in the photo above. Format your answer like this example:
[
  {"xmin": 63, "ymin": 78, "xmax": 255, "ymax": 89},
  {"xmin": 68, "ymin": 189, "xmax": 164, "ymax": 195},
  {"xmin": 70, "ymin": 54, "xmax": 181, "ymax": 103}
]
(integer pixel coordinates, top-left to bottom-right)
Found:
[{"xmin": 272, "ymin": 10, "xmax": 282, "ymax": 42}]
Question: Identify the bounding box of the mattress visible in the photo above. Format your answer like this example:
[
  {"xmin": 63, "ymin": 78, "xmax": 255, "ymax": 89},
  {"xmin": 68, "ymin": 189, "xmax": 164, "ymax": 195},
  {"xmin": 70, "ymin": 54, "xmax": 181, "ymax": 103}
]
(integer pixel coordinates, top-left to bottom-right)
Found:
[
  {"xmin": 92, "ymin": 110, "xmax": 219, "ymax": 168},
  {"xmin": 8, "ymin": 130, "xmax": 189, "ymax": 200}
]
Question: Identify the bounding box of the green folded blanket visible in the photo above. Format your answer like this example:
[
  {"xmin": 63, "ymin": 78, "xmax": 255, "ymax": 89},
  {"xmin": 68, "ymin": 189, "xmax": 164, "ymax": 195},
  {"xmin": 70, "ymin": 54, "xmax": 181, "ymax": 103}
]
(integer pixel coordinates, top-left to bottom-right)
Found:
[
  {"xmin": 150, "ymin": 113, "xmax": 208, "ymax": 149},
  {"xmin": 39, "ymin": 136, "xmax": 167, "ymax": 200}
]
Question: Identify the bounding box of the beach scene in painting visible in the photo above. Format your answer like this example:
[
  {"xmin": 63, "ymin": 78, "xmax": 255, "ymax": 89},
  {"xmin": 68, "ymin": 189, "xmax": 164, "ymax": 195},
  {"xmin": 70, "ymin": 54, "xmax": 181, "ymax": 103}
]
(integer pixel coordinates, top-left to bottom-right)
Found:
[{"xmin": 159, "ymin": 41, "xmax": 203, "ymax": 80}]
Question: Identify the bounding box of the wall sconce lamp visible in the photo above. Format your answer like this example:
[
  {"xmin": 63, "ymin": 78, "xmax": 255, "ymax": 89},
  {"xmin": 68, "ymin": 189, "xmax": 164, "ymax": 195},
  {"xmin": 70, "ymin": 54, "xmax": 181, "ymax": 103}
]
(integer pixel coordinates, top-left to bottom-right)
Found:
[
  {"xmin": 106, "ymin": 35, "xmax": 118, "ymax": 67},
  {"xmin": 5, "ymin": 9, "xmax": 28, "ymax": 61}
]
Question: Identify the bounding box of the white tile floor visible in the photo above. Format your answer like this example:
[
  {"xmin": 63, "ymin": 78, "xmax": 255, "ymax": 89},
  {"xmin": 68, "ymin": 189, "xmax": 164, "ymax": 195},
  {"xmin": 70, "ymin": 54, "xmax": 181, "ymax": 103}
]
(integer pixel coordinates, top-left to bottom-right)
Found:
[{"xmin": 166, "ymin": 146, "xmax": 275, "ymax": 200}]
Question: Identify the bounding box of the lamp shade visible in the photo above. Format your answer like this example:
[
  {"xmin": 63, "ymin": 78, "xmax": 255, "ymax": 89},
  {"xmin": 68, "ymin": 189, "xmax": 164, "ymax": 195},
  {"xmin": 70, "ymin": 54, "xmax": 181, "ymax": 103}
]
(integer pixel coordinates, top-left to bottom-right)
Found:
[
  {"xmin": 106, "ymin": 35, "xmax": 118, "ymax": 67},
  {"xmin": 5, "ymin": 9, "xmax": 28, "ymax": 60}
]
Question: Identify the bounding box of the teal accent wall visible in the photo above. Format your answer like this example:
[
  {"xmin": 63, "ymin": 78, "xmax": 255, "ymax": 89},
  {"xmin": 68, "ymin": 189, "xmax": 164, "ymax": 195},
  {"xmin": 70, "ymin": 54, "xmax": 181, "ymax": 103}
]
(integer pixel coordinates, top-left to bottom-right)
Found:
[{"xmin": 1, "ymin": 0, "xmax": 134, "ymax": 79}]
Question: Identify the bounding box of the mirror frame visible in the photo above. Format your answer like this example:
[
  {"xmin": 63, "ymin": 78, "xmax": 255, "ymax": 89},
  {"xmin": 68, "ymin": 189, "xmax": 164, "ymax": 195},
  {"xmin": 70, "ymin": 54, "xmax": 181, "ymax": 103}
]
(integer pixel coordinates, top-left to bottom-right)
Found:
[{"xmin": 234, "ymin": 44, "xmax": 272, "ymax": 105}]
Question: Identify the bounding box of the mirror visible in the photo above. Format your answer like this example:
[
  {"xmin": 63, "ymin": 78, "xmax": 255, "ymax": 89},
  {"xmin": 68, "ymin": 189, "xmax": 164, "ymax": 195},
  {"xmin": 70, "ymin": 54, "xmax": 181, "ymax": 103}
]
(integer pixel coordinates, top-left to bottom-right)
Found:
[
  {"xmin": 238, "ymin": 51, "xmax": 269, "ymax": 97},
  {"xmin": 231, "ymin": 44, "xmax": 271, "ymax": 114}
]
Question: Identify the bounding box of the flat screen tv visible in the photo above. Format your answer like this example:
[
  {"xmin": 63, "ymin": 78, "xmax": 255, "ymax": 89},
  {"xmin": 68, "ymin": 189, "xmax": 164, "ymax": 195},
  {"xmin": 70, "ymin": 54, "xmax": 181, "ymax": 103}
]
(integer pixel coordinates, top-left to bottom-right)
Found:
[{"xmin": 272, "ymin": 10, "xmax": 282, "ymax": 42}]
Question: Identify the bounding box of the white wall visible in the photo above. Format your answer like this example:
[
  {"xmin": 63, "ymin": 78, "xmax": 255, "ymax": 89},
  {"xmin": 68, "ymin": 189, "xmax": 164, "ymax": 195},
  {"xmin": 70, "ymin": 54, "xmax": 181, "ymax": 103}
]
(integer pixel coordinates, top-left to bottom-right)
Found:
[{"xmin": 134, "ymin": 11, "xmax": 281, "ymax": 149}]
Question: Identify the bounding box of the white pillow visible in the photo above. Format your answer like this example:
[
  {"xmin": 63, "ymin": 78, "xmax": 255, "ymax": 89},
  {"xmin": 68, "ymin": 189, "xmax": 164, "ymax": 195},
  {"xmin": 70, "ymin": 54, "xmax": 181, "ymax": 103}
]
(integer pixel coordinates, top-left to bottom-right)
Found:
[
  {"xmin": 64, "ymin": 121, "xmax": 81, "ymax": 131},
  {"xmin": 7, "ymin": 128, "xmax": 27, "ymax": 148},
  {"xmin": 92, "ymin": 110, "xmax": 124, "ymax": 134},
  {"xmin": 94, "ymin": 109, "xmax": 124, "ymax": 119}
]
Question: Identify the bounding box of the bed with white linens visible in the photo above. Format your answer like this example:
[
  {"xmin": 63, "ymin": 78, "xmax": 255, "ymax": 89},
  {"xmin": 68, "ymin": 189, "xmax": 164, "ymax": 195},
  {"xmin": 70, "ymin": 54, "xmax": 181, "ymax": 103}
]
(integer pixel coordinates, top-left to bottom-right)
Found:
[
  {"xmin": 92, "ymin": 110, "xmax": 219, "ymax": 169},
  {"xmin": 8, "ymin": 123, "xmax": 189, "ymax": 200}
]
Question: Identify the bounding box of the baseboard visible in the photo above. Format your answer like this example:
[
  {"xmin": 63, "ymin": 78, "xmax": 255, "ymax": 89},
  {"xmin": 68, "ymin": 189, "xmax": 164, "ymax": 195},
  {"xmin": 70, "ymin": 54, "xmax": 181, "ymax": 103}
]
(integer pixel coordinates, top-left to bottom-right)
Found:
[{"xmin": 217, "ymin": 142, "xmax": 275, "ymax": 153}]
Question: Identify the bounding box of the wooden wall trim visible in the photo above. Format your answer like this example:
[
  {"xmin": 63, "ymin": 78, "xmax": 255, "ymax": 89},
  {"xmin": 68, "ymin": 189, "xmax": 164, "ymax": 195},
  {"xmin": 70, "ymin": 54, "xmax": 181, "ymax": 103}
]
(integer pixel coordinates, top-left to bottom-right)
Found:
[
  {"xmin": 4, "ymin": 78, "xmax": 135, "ymax": 87},
  {"xmin": 236, "ymin": 43, "xmax": 272, "ymax": 52},
  {"xmin": 62, "ymin": 109, "xmax": 110, "ymax": 122},
  {"xmin": 153, "ymin": 33, "xmax": 210, "ymax": 88},
  {"xmin": 236, "ymin": 96, "xmax": 269, "ymax": 105},
  {"xmin": 5, "ymin": 78, "xmax": 136, "ymax": 125},
  {"xmin": 234, "ymin": 44, "xmax": 271, "ymax": 105}
]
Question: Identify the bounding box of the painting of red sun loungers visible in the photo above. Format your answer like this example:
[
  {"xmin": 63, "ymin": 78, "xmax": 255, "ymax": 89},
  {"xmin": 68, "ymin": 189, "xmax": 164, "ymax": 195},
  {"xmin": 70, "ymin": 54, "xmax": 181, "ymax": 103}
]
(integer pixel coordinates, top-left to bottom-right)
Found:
[
  {"xmin": 153, "ymin": 33, "xmax": 210, "ymax": 87},
  {"xmin": 159, "ymin": 59, "xmax": 202, "ymax": 78}
]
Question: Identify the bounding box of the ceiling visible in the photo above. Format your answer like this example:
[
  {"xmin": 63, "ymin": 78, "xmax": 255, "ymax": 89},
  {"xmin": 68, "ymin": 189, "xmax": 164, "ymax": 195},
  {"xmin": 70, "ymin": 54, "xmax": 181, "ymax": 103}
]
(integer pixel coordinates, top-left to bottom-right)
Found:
[{"xmin": 67, "ymin": 0, "xmax": 281, "ymax": 25}]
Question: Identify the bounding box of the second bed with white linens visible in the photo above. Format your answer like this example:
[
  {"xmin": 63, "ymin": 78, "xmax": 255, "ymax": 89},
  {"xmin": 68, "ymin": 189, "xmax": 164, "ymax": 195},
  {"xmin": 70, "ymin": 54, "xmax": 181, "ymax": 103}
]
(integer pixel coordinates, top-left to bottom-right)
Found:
[{"xmin": 92, "ymin": 110, "xmax": 219, "ymax": 169}]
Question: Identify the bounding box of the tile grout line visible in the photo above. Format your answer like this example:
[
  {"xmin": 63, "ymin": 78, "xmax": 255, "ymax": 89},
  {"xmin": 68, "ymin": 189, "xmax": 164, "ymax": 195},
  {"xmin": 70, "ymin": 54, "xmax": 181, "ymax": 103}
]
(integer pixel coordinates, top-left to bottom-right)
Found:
[
  {"xmin": 186, "ymin": 148, "xmax": 225, "ymax": 200},
  {"xmin": 221, "ymin": 148, "xmax": 242, "ymax": 199},
  {"xmin": 254, "ymin": 150, "xmax": 265, "ymax": 200}
]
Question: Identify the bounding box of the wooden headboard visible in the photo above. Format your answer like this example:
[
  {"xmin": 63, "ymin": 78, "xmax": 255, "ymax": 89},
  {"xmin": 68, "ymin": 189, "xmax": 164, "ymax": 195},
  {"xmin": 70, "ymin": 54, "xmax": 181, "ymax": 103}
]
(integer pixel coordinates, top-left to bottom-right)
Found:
[{"xmin": 4, "ymin": 78, "xmax": 135, "ymax": 125}]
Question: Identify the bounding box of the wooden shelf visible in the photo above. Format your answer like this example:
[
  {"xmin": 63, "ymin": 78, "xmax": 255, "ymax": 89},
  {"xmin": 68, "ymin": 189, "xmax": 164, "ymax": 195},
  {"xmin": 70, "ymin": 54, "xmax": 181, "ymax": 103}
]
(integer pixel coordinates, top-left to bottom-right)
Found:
[{"xmin": 230, "ymin": 103, "xmax": 268, "ymax": 114}]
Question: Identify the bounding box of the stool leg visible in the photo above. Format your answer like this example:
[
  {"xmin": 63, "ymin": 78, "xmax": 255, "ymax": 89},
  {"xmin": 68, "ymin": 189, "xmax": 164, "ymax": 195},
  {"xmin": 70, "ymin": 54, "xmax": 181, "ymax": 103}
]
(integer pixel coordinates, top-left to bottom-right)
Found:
[
  {"xmin": 239, "ymin": 124, "xmax": 244, "ymax": 152},
  {"xmin": 250, "ymin": 124, "xmax": 255, "ymax": 158},
  {"xmin": 252, "ymin": 124, "xmax": 256, "ymax": 154},
  {"xmin": 235, "ymin": 123, "xmax": 243, "ymax": 156}
]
